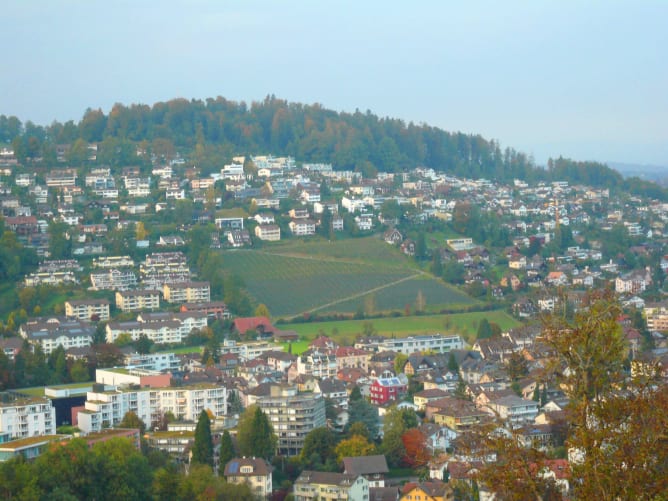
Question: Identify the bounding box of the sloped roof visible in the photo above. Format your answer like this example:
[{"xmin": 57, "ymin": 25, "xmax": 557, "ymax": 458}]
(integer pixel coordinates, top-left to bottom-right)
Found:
[{"xmin": 342, "ymin": 455, "xmax": 389, "ymax": 475}]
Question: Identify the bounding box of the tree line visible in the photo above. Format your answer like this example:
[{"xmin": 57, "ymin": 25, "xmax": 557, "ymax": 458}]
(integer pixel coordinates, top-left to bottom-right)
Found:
[{"xmin": 2, "ymin": 96, "xmax": 665, "ymax": 200}]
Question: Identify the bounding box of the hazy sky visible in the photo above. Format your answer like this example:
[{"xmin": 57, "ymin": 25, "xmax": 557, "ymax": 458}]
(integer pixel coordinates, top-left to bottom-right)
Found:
[{"xmin": 1, "ymin": 1, "xmax": 667, "ymax": 167}]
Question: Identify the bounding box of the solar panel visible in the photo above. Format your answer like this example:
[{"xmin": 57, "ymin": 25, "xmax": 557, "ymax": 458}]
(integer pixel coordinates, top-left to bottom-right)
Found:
[{"xmin": 228, "ymin": 461, "xmax": 239, "ymax": 473}]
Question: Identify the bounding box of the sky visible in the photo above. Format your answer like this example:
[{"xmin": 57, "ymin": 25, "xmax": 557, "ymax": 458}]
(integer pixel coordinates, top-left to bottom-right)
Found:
[{"xmin": 1, "ymin": 1, "xmax": 667, "ymax": 168}]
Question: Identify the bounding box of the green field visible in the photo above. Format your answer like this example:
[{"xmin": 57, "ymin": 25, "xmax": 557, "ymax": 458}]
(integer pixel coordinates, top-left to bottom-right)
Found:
[
  {"xmin": 278, "ymin": 310, "xmax": 521, "ymax": 351},
  {"xmin": 221, "ymin": 237, "xmax": 476, "ymax": 318}
]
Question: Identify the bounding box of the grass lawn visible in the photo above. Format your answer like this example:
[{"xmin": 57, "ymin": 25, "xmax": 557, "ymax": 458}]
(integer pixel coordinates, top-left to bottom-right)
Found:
[{"xmin": 277, "ymin": 310, "xmax": 521, "ymax": 348}]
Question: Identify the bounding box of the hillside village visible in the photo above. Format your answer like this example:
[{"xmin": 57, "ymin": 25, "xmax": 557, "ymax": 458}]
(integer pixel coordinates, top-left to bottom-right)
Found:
[{"xmin": 0, "ymin": 144, "xmax": 667, "ymax": 500}]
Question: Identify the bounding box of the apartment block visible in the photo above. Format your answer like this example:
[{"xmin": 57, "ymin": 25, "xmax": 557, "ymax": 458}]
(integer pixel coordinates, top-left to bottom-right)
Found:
[
  {"xmin": 65, "ymin": 299, "xmax": 110, "ymax": 321},
  {"xmin": 256, "ymin": 385, "xmax": 326, "ymax": 457},
  {"xmin": 115, "ymin": 290, "xmax": 161, "ymax": 312},
  {"xmin": 0, "ymin": 396, "xmax": 56, "ymax": 440},
  {"xmin": 77, "ymin": 384, "xmax": 226, "ymax": 433},
  {"xmin": 162, "ymin": 281, "xmax": 210, "ymax": 304}
]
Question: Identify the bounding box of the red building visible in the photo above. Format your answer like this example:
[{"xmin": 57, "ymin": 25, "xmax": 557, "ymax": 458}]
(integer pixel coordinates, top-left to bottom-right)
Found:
[{"xmin": 369, "ymin": 377, "xmax": 407, "ymax": 405}]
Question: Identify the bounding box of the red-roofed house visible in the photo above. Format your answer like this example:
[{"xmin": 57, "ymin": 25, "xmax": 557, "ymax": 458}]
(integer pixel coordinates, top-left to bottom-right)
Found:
[{"xmin": 233, "ymin": 317, "xmax": 275, "ymax": 339}]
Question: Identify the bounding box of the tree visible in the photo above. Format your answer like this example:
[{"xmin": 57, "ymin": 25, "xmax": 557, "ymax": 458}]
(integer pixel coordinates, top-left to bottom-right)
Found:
[
  {"xmin": 476, "ymin": 318, "xmax": 493, "ymax": 339},
  {"xmin": 381, "ymin": 407, "xmax": 418, "ymax": 467},
  {"xmin": 254, "ymin": 303, "xmax": 270, "ymax": 318},
  {"xmin": 236, "ymin": 405, "xmax": 277, "ymax": 460},
  {"xmin": 541, "ymin": 290, "xmax": 668, "ymax": 499},
  {"xmin": 219, "ymin": 430, "xmax": 235, "ymax": 468},
  {"xmin": 505, "ymin": 352, "xmax": 529, "ymax": 381},
  {"xmin": 401, "ymin": 428, "xmax": 430, "ymax": 467},
  {"xmin": 119, "ymin": 410, "xmax": 146, "ymax": 433},
  {"xmin": 334, "ymin": 434, "xmax": 375, "ymax": 463},
  {"xmin": 415, "ymin": 231, "xmax": 427, "ymax": 260},
  {"xmin": 394, "ymin": 353, "xmax": 408, "ymax": 375},
  {"xmin": 301, "ymin": 427, "xmax": 337, "ymax": 468},
  {"xmin": 134, "ymin": 334, "xmax": 153, "ymax": 355},
  {"xmin": 191, "ymin": 410, "xmax": 214, "ymax": 466},
  {"xmin": 345, "ymin": 397, "xmax": 379, "ymax": 439},
  {"xmin": 448, "ymin": 351, "xmax": 459, "ymax": 372}
]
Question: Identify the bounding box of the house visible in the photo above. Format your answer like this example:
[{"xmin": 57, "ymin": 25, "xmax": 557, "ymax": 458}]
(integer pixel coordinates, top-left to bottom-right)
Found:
[
  {"xmin": 425, "ymin": 397, "xmax": 486, "ymax": 430},
  {"xmin": 369, "ymin": 377, "xmax": 407, "ymax": 405},
  {"xmin": 294, "ymin": 471, "xmax": 369, "ymax": 501},
  {"xmin": 483, "ymin": 394, "xmax": 539, "ymax": 426},
  {"xmin": 342, "ymin": 455, "xmax": 389, "ymax": 487},
  {"xmin": 115, "ymin": 290, "xmax": 161, "ymax": 312},
  {"xmin": 233, "ymin": 317, "xmax": 276, "ymax": 339},
  {"xmin": 223, "ymin": 457, "xmax": 273, "ymax": 499},
  {"xmin": 400, "ymin": 480, "xmax": 453, "ymax": 501},
  {"xmin": 414, "ymin": 389, "xmax": 451, "ymax": 411},
  {"xmin": 615, "ymin": 268, "xmax": 652, "ymax": 294},
  {"xmin": 314, "ymin": 378, "xmax": 349, "ymax": 408}
]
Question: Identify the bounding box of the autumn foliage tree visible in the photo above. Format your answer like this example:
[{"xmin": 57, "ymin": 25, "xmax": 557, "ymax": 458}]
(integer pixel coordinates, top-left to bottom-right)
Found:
[{"xmin": 401, "ymin": 428, "xmax": 430, "ymax": 467}]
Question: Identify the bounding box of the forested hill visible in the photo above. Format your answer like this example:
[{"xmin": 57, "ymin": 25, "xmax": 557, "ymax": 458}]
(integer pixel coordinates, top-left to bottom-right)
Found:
[{"xmin": 1, "ymin": 95, "xmax": 666, "ymax": 199}]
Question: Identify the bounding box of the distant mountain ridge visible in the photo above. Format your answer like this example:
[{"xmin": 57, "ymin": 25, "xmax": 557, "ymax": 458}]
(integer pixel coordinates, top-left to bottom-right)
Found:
[{"xmin": 2, "ymin": 95, "xmax": 666, "ymax": 199}]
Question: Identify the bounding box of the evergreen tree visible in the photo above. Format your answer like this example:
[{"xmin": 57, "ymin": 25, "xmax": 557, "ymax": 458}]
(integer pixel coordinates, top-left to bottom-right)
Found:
[
  {"xmin": 192, "ymin": 410, "xmax": 214, "ymax": 466},
  {"xmin": 237, "ymin": 406, "xmax": 277, "ymax": 460},
  {"xmin": 219, "ymin": 430, "xmax": 235, "ymax": 468}
]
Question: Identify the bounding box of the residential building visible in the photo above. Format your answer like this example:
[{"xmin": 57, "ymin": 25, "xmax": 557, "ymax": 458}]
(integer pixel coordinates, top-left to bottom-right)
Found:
[
  {"xmin": 378, "ymin": 334, "xmax": 464, "ymax": 356},
  {"xmin": 400, "ymin": 481, "xmax": 454, "ymax": 501},
  {"xmin": 297, "ymin": 349, "xmax": 338, "ymax": 379},
  {"xmin": 163, "ymin": 281, "xmax": 210, "ymax": 304},
  {"xmin": 289, "ymin": 219, "xmax": 316, "ymax": 236},
  {"xmin": 0, "ymin": 435, "xmax": 68, "ymax": 462},
  {"xmin": 65, "ymin": 299, "xmax": 110, "ymax": 321},
  {"xmin": 369, "ymin": 377, "xmax": 407, "ymax": 405},
  {"xmin": 19, "ymin": 317, "xmax": 95, "ymax": 355},
  {"xmin": 255, "ymin": 224, "xmax": 281, "ymax": 241},
  {"xmin": 342, "ymin": 455, "xmax": 389, "ymax": 487},
  {"xmin": 77, "ymin": 383, "xmax": 226, "ymax": 433},
  {"xmin": 123, "ymin": 352, "xmax": 180, "ymax": 372},
  {"xmin": 0, "ymin": 396, "xmax": 56, "ymax": 439},
  {"xmin": 224, "ymin": 457, "xmax": 273, "ymax": 499},
  {"xmin": 115, "ymin": 290, "xmax": 161, "ymax": 312},
  {"xmin": 426, "ymin": 397, "xmax": 486, "ymax": 430},
  {"xmin": 106, "ymin": 311, "xmax": 207, "ymax": 344},
  {"xmin": 644, "ymin": 302, "xmax": 668, "ymax": 332},
  {"xmin": 483, "ymin": 395, "xmax": 540, "ymax": 426},
  {"xmin": 90, "ymin": 269, "xmax": 137, "ymax": 291},
  {"xmin": 294, "ymin": 471, "xmax": 369, "ymax": 501},
  {"xmin": 256, "ymin": 385, "xmax": 326, "ymax": 456}
]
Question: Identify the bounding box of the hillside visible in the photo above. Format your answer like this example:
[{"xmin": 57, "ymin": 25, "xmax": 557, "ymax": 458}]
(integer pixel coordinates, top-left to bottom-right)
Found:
[{"xmin": 3, "ymin": 96, "xmax": 666, "ymax": 200}]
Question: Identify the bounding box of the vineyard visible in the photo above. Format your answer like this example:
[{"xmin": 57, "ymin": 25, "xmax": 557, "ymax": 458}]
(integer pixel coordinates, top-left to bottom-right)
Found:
[{"xmin": 220, "ymin": 249, "xmax": 414, "ymax": 317}]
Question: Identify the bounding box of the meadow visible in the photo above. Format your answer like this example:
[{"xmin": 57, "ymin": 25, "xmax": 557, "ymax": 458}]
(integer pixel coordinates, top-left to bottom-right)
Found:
[{"xmin": 278, "ymin": 310, "xmax": 521, "ymax": 353}]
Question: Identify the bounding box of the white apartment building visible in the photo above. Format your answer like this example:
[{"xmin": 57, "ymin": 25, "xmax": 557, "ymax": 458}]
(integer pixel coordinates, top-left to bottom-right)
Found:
[
  {"xmin": 297, "ymin": 350, "xmax": 338, "ymax": 379},
  {"xmin": 106, "ymin": 311, "xmax": 207, "ymax": 344},
  {"xmin": 220, "ymin": 339, "xmax": 283, "ymax": 362},
  {"xmin": 19, "ymin": 317, "xmax": 95, "ymax": 355},
  {"xmin": 289, "ymin": 219, "xmax": 316, "ymax": 236},
  {"xmin": 124, "ymin": 352, "xmax": 180, "ymax": 372},
  {"xmin": 115, "ymin": 290, "xmax": 161, "ymax": 312},
  {"xmin": 77, "ymin": 384, "xmax": 227, "ymax": 433},
  {"xmin": 0, "ymin": 397, "xmax": 56, "ymax": 439},
  {"xmin": 92, "ymin": 256, "xmax": 135, "ymax": 268},
  {"xmin": 162, "ymin": 281, "xmax": 210, "ymax": 304},
  {"xmin": 90, "ymin": 269, "xmax": 137, "ymax": 291},
  {"xmin": 65, "ymin": 299, "xmax": 110, "ymax": 321},
  {"xmin": 377, "ymin": 334, "xmax": 464, "ymax": 355},
  {"xmin": 256, "ymin": 385, "xmax": 326, "ymax": 456},
  {"xmin": 255, "ymin": 224, "xmax": 281, "ymax": 241}
]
